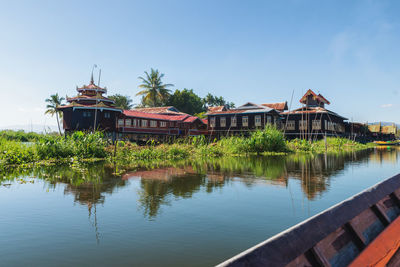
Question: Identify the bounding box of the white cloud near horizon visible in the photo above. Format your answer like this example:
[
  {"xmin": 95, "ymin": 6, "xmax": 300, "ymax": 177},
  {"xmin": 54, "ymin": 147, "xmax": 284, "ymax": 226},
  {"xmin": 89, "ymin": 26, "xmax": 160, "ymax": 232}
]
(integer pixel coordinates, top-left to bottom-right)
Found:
[{"xmin": 381, "ymin": 103, "xmax": 393, "ymax": 108}]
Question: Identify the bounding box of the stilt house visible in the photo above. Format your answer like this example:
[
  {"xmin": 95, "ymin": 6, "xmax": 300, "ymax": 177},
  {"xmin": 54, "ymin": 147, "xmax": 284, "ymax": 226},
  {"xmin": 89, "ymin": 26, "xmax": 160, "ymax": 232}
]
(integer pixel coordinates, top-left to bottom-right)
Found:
[
  {"xmin": 206, "ymin": 102, "xmax": 286, "ymax": 136},
  {"xmin": 281, "ymin": 89, "xmax": 347, "ymax": 139},
  {"xmin": 57, "ymin": 75, "xmax": 122, "ymax": 134}
]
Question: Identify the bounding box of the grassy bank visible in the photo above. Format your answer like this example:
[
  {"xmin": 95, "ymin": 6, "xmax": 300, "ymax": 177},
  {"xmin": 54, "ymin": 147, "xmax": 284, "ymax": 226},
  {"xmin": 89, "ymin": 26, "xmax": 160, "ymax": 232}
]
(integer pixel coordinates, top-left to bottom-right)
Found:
[{"xmin": 0, "ymin": 128, "xmax": 375, "ymax": 173}]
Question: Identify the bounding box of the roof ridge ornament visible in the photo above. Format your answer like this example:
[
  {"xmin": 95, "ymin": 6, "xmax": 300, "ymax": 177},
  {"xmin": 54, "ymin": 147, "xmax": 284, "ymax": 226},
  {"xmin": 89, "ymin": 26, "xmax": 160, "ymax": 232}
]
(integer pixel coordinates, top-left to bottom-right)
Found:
[{"xmin": 90, "ymin": 64, "xmax": 97, "ymax": 85}]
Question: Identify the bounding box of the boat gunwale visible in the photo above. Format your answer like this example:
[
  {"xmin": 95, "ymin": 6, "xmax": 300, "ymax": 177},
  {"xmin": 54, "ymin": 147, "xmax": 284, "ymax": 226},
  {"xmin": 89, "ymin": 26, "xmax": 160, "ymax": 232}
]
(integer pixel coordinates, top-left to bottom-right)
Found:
[{"xmin": 217, "ymin": 173, "xmax": 400, "ymax": 267}]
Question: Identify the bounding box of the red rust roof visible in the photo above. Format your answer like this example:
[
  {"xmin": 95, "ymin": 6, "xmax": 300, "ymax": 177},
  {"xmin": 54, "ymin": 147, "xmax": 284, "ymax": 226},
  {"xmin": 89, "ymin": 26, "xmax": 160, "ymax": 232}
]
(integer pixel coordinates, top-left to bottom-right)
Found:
[
  {"xmin": 281, "ymin": 107, "xmax": 347, "ymax": 120},
  {"xmin": 317, "ymin": 93, "xmax": 330, "ymax": 104},
  {"xmin": 207, "ymin": 109, "xmax": 247, "ymax": 115},
  {"xmin": 300, "ymin": 89, "xmax": 330, "ymax": 105},
  {"xmin": 183, "ymin": 116, "xmax": 206, "ymax": 124},
  {"xmin": 67, "ymin": 95, "xmax": 114, "ymax": 102},
  {"xmin": 57, "ymin": 102, "xmax": 121, "ymax": 111},
  {"xmin": 134, "ymin": 106, "xmax": 186, "ymax": 115},
  {"xmin": 208, "ymin": 106, "xmax": 226, "ymax": 112},
  {"xmin": 261, "ymin": 102, "xmax": 288, "ymax": 111},
  {"xmin": 77, "ymin": 79, "xmax": 106, "ymax": 91},
  {"xmin": 123, "ymin": 110, "xmax": 188, "ymax": 121},
  {"xmin": 123, "ymin": 110, "xmax": 202, "ymax": 123}
]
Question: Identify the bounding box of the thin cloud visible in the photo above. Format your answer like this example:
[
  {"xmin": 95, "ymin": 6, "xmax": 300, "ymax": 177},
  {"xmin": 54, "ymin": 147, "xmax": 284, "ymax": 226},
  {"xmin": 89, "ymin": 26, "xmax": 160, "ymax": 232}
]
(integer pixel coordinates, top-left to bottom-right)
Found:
[{"xmin": 381, "ymin": 104, "xmax": 393, "ymax": 108}]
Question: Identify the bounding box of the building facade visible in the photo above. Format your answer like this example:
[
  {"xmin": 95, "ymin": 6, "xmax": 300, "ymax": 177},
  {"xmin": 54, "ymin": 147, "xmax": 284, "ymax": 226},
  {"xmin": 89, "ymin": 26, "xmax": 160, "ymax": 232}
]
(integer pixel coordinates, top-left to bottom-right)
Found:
[
  {"xmin": 58, "ymin": 79, "xmax": 207, "ymax": 140},
  {"xmin": 206, "ymin": 102, "xmax": 284, "ymax": 136},
  {"xmin": 281, "ymin": 89, "xmax": 347, "ymax": 139},
  {"xmin": 57, "ymin": 76, "xmax": 122, "ymax": 134},
  {"xmin": 116, "ymin": 109, "xmax": 207, "ymax": 141}
]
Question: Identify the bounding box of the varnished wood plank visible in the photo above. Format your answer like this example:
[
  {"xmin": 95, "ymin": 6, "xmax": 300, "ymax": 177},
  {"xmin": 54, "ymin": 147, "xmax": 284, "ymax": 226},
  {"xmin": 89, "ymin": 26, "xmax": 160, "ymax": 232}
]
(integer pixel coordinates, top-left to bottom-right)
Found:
[
  {"xmin": 309, "ymin": 246, "xmax": 331, "ymax": 267},
  {"xmin": 345, "ymin": 222, "xmax": 366, "ymax": 249},
  {"xmin": 348, "ymin": 216, "xmax": 400, "ymax": 267},
  {"xmin": 372, "ymin": 204, "xmax": 391, "ymax": 225}
]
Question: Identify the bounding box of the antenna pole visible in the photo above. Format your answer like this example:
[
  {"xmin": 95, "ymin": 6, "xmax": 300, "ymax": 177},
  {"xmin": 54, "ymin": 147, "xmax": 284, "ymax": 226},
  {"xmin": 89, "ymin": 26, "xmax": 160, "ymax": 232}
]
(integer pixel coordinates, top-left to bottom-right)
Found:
[
  {"xmin": 98, "ymin": 69, "xmax": 101, "ymax": 86},
  {"xmin": 94, "ymin": 69, "xmax": 101, "ymax": 131},
  {"xmin": 92, "ymin": 65, "xmax": 98, "ymax": 131}
]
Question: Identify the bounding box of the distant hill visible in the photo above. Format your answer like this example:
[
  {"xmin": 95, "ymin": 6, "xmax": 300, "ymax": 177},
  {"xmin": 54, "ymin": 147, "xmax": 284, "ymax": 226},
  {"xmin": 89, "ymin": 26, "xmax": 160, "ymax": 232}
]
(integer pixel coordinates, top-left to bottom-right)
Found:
[{"xmin": 0, "ymin": 124, "xmax": 59, "ymax": 133}]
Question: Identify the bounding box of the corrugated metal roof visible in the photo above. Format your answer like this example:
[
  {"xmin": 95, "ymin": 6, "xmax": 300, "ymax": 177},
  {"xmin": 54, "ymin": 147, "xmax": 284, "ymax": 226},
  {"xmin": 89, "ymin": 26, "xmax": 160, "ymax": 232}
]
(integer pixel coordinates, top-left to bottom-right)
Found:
[
  {"xmin": 208, "ymin": 106, "xmax": 226, "ymax": 112},
  {"xmin": 134, "ymin": 106, "xmax": 186, "ymax": 115},
  {"xmin": 300, "ymin": 89, "xmax": 330, "ymax": 105},
  {"xmin": 123, "ymin": 110, "xmax": 188, "ymax": 121},
  {"xmin": 207, "ymin": 107, "xmax": 275, "ymax": 115},
  {"xmin": 261, "ymin": 102, "xmax": 288, "ymax": 111},
  {"xmin": 282, "ymin": 107, "xmax": 348, "ymax": 120},
  {"xmin": 123, "ymin": 110, "xmax": 204, "ymax": 124}
]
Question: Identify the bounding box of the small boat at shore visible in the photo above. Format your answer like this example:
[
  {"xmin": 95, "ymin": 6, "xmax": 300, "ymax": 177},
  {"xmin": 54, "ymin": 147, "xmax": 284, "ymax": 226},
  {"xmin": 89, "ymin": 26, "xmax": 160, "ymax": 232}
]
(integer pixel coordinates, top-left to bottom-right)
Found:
[
  {"xmin": 218, "ymin": 173, "xmax": 400, "ymax": 267},
  {"xmin": 374, "ymin": 140, "xmax": 400, "ymax": 146}
]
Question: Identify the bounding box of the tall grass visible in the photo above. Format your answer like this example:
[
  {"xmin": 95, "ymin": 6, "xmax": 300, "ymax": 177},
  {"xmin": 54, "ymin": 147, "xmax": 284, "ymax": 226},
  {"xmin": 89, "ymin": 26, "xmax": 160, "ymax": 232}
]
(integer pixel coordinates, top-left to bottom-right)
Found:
[
  {"xmin": 0, "ymin": 128, "xmax": 375, "ymax": 169},
  {"xmin": 288, "ymin": 137, "xmax": 374, "ymax": 153},
  {"xmin": 36, "ymin": 131, "xmax": 108, "ymax": 159},
  {"xmin": 0, "ymin": 131, "xmax": 108, "ymax": 166},
  {"xmin": 217, "ymin": 125, "xmax": 288, "ymax": 154}
]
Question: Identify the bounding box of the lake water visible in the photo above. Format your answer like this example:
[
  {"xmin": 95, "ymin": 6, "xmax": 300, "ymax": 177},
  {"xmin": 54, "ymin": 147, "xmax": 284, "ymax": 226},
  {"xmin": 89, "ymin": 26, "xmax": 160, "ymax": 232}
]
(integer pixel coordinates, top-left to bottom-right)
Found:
[{"xmin": 1, "ymin": 147, "xmax": 399, "ymax": 266}]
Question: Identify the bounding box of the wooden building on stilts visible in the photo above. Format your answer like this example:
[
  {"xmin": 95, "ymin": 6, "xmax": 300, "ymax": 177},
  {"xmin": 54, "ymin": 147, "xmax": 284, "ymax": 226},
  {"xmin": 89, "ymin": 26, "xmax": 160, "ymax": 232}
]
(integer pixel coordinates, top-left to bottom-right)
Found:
[
  {"xmin": 57, "ymin": 74, "xmax": 122, "ymax": 137},
  {"xmin": 58, "ymin": 75, "xmax": 207, "ymax": 141},
  {"xmin": 281, "ymin": 89, "xmax": 347, "ymax": 140}
]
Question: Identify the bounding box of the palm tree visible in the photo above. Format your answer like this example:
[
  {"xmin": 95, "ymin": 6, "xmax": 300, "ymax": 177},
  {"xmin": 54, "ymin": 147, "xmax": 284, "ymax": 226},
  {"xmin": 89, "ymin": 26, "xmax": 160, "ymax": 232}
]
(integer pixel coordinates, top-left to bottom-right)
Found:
[
  {"xmin": 136, "ymin": 68, "xmax": 173, "ymax": 107},
  {"xmin": 45, "ymin": 93, "xmax": 65, "ymax": 135},
  {"xmin": 109, "ymin": 94, "xmax": 134, "ymax": 110}
]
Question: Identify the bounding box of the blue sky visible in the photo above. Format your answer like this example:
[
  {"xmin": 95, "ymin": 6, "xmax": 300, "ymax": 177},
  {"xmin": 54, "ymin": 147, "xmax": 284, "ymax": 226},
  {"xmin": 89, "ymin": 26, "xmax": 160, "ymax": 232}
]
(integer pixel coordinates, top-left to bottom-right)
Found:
[{"xmin": 1, "ymin": 0, "xmax": 399, "ymax": 127}]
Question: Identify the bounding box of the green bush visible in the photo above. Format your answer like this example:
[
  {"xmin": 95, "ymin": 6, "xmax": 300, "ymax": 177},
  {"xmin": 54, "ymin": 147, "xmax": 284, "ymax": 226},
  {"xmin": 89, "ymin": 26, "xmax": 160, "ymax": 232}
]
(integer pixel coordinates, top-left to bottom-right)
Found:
[
  {"xmin": 0, "ymin": 139, "xmax": 38, "ymax": 165},
  {"xmin": 217, "ymin": 125, "xmax": 287, "ymax": 154},
  {"xmin": 36, "ymin": 131, "xmax": 107, "ymax": 160}
]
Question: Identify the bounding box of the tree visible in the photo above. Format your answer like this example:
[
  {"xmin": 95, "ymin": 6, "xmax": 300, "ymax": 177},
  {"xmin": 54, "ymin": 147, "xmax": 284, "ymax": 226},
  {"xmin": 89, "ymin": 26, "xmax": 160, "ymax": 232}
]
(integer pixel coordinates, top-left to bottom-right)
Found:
[
  {"xmin": 166, "ymin": 89, "xmax": 204, "ymax": 115},
  {"xmin": 203, "ymin": 93, "xmax": 235, "ymax": 109},
  {"xmin": 45, "ymin": 93, "xmax": 65, "ymax": 135},
  {"xmin": 109, "ymin": 94, "xmax": 133, "ymax": 110},
  {"xmin": 136, "ymin": 68, "xmax": 174, "ymax": 107}
]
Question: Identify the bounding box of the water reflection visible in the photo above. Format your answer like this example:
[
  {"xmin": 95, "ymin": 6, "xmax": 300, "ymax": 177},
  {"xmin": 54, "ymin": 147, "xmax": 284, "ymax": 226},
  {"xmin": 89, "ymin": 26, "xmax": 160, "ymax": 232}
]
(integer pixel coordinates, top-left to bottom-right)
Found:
[
  {"xmin": 1, "ymin": 148, "xmax": 399, "ymax": 220},
  {"xmin": 123, "ymin": 148, "xmax": 399, "ymax": 218}
]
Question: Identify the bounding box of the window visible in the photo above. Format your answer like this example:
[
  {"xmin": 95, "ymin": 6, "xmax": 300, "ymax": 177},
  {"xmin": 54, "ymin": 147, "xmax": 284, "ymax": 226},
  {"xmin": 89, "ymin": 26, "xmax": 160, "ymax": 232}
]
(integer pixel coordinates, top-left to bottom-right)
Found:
[
  {"xmin": 286, "ymin": 121, "xmax": 295, "ymax": 130},
  {"xmin": 255, "ymin": 115, "xmax": 262, "ymax": 127},
  {"xmin": 210, "ymin": 117, "xmax": 216, "ymax": 127},
  {"xmin": 104, "ymin": 112, "xmax": 110, "ymax": 119},
  {"xmin": 118, "ymin": 119, "xmax": 124, "ymax": 126},
  {"xmin": 125, "ymin": 119, "xmax": 131, "ymax": 127},
  {"xmin": 133, "ymin": 119, "xmax": 137, "ymax": 127},
  {"xmin": 299, "ymin": 120, "xmax": 307, "ymax": 130},
  {"xmin": 142, "ymin": 120, "xmax": 148, "ymax": 127},
  {"xmin": 242, "ymin": 116, "xmax": 248, "ymax": 127},
  {"xmin": 267, "ymin": 116, "xmax": 272, "ymax": 124},
  {"xmin": 312, "ymin": 120, "xmax": 321, "ymax": 130},
  {"xmin": 326, "ymin": 122, "xmax": 336, "ymax": 131},
  {"xmin": 150, "ymin": 120, "xmax": 157, "ymax": 127},
  {"xmin": 220, "ymin": 117, "xmax": 226, "ymax": 127},
  {"xmin": 83, "ymin": 111, "xmax": 92, "ymax": 117},
  {"xmin": 170, "ymin": 122, "xmax": 175, "ymax": 127},
  {"xmin": 231, "ymin": 117, "xmax": 237, "ymax": 127},
  {"xmin": 160, "ymin": 121, "xmax": 167, "ymax": 127}
]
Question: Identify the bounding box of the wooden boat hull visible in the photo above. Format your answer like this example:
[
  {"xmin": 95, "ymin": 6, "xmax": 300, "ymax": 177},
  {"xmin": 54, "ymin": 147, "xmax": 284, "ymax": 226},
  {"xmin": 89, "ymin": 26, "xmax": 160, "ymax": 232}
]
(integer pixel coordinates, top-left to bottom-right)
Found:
[
  {"xmin": 374, "ymin": 140, "xmax": 400, "ymax": 146},
  {"xmin": 217, "ymin": 173, "xmax": 400, "ymax": 267}
]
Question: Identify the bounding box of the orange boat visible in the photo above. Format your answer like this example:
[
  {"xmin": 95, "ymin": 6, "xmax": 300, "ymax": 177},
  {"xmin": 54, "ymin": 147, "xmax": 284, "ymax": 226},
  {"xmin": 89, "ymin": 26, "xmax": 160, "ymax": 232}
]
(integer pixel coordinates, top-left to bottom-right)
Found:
[{"xmin": 218, "ymin": 173, "xmax": 400, "ymax": 267}]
